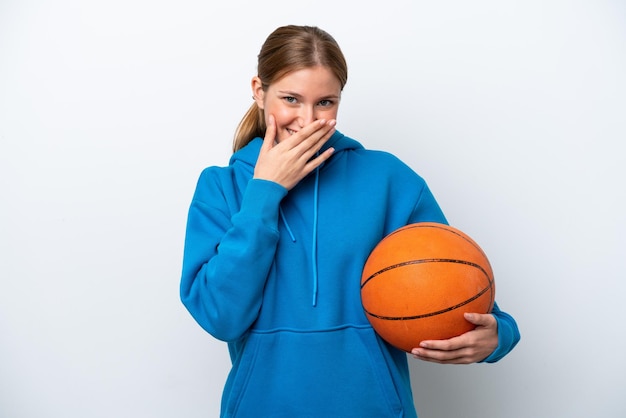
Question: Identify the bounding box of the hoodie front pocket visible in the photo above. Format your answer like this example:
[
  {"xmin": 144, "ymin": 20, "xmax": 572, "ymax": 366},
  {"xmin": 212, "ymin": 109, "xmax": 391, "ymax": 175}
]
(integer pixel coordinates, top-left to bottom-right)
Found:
[{"xmin": 223, "ymin": 327, "xmax": 405, "ymax": 418}]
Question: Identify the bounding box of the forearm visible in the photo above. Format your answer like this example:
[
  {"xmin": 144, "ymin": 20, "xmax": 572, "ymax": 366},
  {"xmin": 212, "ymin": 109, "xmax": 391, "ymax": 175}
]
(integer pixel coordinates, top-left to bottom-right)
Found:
[{"xmin": 180, "ymin": 178, "xmax": 287, "ymax": 341}]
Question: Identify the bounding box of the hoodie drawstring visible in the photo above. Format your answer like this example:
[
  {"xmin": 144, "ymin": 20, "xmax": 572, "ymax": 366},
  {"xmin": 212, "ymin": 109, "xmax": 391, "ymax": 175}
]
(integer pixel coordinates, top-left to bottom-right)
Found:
[
  {"xmin": 279, "ymin": 206, "xmax": 296, "ymax": 242},
  {"xmin": 277, "ymin": 165, "xmax": 321, "ymax": 307},
  {"xmin": 311, "ymin": 166, "xmax": 320, "ymax": 307}
]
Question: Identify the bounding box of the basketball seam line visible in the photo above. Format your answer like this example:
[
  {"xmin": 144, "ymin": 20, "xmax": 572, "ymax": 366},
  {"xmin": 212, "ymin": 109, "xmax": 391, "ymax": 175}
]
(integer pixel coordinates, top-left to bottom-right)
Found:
[
  {"xmin": 361, "ymin": 258, "xmax": 492, "ymax": 288},
  {"xmin": 382, "ymin": 224, "xmax": 491, "ymax": 264},
  {"xmin": 363, "ymin": 282, "xmax": 493, "ymax": 321},
  {"xmin": 361, "ymin": 258, "xmax": 494, "ymax": 320}
]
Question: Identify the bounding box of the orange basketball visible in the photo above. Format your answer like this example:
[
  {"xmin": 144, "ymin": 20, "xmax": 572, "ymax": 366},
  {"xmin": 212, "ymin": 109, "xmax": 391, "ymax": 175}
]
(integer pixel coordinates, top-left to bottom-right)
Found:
[{"xmin": 361, "ymin": 222, "xmax": 495, "ymax": 353}]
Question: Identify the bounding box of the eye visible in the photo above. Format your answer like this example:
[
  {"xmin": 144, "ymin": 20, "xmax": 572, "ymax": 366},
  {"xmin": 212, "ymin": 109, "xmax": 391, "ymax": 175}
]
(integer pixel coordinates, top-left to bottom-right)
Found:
[
  {"xmin": 283, "ymin": 96, "xmax": 297, "ymax": 104},
  {"xmin": 318, "ymin": 99, "xmax": 334, "ymax": 107}
]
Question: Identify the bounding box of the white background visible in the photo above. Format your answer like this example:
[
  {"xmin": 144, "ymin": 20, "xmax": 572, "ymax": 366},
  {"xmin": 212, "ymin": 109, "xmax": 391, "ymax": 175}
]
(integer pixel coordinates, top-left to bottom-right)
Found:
[{"xmin": 1, "ymin": 0, "xmax": 625, "ymax": 417}]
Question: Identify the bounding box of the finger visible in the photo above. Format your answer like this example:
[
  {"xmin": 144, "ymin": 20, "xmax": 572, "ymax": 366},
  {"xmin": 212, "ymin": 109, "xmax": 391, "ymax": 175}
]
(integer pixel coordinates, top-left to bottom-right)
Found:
[
  {"xmin": 302, "ymin": 146, "xmax": 335, "ymax": 173},
  {"xmin": 464, "ymin": 312, "xmax": 496, "ymax": 327},
  {"xmin": 282, "ymin": 119, "xmax": 335, "ymax": 152},
  {"xmin": 298, "ymin": 118, "xmax": 333, "ymax": 139},
  {"xmin": 306, "ymin": 120, "xmax": 336, "ymax": 155},
  {"xmin": 417, "ymin": 333, "xmax": 467, "ymax": 352},
  {"xmin": 411, "ymin": 346, "xmax": 468, "ymax": 364},
  {"xmin": 261, "ymin": 114, "xmax": 277, "ymax": 151},
  {"xmin": 296, "ymin": 119, "xmax": 337, "ymax": 159}
]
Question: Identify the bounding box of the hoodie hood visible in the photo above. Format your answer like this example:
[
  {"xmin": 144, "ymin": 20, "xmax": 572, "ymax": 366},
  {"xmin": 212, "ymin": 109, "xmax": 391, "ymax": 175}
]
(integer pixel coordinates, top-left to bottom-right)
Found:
[
  {"xmin": 229, "ymin": 130, "xmax": 363, "ymax": 168},
  {"xmin": 229, "ymin": 130, "xmax": 363, "ymax": 306}
]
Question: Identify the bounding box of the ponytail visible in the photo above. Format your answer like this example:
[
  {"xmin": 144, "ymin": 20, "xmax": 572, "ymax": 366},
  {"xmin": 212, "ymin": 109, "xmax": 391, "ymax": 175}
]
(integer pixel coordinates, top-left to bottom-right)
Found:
[{"xmin": 233, "ymin": 103, "xmax": 266, "ymax": 152}]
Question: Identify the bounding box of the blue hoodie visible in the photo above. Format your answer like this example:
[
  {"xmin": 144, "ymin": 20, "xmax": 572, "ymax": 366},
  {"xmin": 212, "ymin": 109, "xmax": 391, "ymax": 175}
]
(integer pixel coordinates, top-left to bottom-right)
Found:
[{"xmin": 180, "ymin": 131, "xmax": 520, "ymax": 417}]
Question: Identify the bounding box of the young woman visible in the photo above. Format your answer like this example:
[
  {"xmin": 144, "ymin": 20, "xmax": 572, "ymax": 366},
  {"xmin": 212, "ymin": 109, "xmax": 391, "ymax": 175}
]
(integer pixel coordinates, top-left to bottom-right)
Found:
[{"xmin": 180, "ymin": 25, "xmax": 520, "ymax": 418}]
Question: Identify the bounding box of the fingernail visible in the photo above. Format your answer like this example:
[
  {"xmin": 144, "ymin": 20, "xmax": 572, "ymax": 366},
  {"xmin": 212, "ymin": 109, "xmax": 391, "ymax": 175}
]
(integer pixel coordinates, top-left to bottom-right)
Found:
[{"xmin": 328, "ymin": 119, "xmax": 336, "ymax": 127}]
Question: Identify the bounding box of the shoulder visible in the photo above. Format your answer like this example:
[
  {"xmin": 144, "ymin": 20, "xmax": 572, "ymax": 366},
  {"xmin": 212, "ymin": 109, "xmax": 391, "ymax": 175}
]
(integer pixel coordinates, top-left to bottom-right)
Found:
[
  {"xmin": 196, "ymin": 164, "xmax": 231, "ymax": 186},
  {"xmin": 357, "ymin": 148, "xmax": 406, "ymax": 164},
  {"xmin": 190, "ymin": 164, "xmax": 241, "ymax": 205},
  {"xmin": 351, "ymin": 147, "xmax": 425, "ymax": 180}
]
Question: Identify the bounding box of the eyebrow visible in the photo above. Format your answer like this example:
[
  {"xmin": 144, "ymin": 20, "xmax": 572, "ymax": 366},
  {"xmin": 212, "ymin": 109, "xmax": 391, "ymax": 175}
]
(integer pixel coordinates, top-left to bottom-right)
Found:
[{"xmin": 277, "ymin": 90, "xmax": 340, "ymax": 100}]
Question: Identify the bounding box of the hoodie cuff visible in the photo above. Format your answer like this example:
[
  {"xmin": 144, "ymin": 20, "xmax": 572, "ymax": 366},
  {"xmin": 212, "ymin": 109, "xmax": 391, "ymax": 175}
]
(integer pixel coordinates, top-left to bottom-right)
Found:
[
  {"xmin": 237, "ymin": 179, "xmax": 288, "ymax": 229},
  {"xmin": 480, "ymin": 303, "xmax": 521, "ymax": 363}
]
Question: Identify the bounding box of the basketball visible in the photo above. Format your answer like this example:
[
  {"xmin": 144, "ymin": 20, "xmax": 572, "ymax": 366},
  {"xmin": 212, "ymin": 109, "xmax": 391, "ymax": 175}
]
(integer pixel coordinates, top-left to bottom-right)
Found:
[{"xmin": 360, "ymin": 222, "xmax": 495, "ymax": 353}]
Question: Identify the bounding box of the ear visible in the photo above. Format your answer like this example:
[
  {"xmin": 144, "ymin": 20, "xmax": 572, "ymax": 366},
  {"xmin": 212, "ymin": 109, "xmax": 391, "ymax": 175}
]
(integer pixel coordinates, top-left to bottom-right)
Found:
[{"xmin": 251, "ymin": 76, "xmax": 265, "ymax": 109}]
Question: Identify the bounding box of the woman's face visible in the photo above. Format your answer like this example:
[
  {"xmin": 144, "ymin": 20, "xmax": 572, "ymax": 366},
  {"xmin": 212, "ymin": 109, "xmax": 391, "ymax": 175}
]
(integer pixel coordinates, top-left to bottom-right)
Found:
[{"xmin": 252, "ymin": 66, "xmax": 341, "ymax": 143}]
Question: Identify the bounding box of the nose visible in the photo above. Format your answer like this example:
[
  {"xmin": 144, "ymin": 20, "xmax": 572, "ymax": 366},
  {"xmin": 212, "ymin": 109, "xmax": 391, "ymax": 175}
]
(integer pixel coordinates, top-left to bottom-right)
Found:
[{"xmin": 297, "ymin": 106, "xmax": 316, "ymax": 127}]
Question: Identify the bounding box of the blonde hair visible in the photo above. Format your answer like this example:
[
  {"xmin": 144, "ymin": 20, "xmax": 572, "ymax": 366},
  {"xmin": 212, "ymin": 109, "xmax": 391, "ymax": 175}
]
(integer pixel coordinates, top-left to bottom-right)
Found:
[{"xmin": 232, "ymin": 25, "xmax": 348, "ymax": 152}]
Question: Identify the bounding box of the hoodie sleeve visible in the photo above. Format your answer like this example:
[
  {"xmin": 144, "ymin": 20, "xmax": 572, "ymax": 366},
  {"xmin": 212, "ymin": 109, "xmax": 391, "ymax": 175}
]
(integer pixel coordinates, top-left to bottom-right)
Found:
[
  {"xmin": 408, "ymin": 181, "xmax": 448, "ymax": 225},
  {"xmin": 180, "ymin": 170, "xmax": 287, "ymax": 342},
  {"xmin": 409, "ymin": 180, "xmax": 520, "ymax": 362},
  {"xmin": 480, "ymin": 301, "xmax": 521, "ymax": 363}
]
